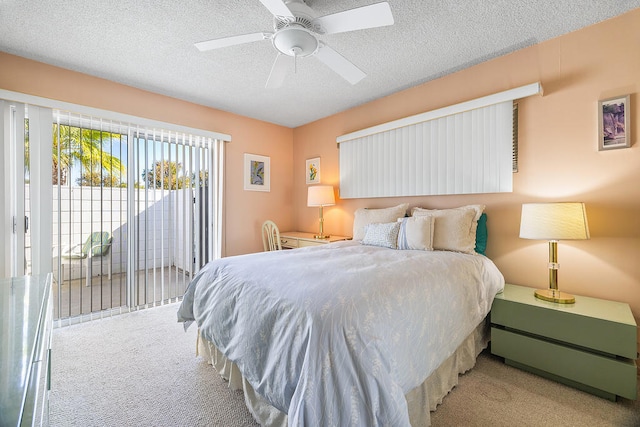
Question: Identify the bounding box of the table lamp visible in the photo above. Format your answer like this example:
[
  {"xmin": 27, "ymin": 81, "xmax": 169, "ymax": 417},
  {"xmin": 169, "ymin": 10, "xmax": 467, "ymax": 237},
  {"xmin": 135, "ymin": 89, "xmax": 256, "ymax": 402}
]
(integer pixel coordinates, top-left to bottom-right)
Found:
[
  {"xmin": 307, "ymin": 185, "xmax": 335, "ymax": 239},
  {"xmin": 519, "ymin": 202, "xmax": 590, "ymax": 304}
]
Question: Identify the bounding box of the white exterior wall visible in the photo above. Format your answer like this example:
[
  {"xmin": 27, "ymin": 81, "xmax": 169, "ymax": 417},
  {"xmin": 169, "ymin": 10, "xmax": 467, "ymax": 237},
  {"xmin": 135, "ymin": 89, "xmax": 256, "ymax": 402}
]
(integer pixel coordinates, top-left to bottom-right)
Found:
[{"xmin": 51, "ymin": 185, "xmax": 194, "ymax": 280}]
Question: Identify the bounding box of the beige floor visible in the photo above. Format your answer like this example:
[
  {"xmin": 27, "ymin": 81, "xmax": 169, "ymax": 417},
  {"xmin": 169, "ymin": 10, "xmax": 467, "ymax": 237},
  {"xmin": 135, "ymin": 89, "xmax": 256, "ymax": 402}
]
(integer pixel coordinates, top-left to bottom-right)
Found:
[{"xmin": 52, "ymin": 267, "xmax": 190, "ymax": 320}]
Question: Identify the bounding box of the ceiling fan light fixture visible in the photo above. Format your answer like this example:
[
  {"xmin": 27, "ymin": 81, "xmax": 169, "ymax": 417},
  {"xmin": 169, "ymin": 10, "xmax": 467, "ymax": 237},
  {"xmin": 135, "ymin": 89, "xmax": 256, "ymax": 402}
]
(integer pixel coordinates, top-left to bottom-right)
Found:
[
  {"xmin": 196, "ymin": 1, "xmax": 395, "ymax": 86},
  {"xmin": 272, "ymin": 26, "xmax": 318, "ymax": 57}
]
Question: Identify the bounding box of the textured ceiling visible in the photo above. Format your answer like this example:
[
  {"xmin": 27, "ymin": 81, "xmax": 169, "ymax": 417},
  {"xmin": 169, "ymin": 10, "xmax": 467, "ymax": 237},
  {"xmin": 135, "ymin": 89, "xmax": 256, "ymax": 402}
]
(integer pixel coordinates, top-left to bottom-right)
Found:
[{"xmin": 1, "ymin": 1, "xmax": 638, "ymax": 128}]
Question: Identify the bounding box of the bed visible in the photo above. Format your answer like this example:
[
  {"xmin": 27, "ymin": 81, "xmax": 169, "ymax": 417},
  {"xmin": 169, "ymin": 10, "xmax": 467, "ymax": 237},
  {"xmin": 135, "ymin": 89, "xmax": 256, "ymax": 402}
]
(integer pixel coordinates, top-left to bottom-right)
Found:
[{"xmin": 177, "ymin": 204, "xmax": 505, "ymax": 426}]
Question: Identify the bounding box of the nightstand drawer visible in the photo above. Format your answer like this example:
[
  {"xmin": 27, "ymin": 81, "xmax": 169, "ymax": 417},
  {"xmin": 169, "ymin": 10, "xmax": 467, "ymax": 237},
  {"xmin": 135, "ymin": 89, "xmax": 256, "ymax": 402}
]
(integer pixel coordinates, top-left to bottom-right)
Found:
[
  {"xmin": 492, "ymin": 294, "xmax": 636, "ymax": 359},
  {"xmin": 279, "ymin": 232, "xmax": 350, "ymax": 249},
  {"xmin": 492, "ymin": 327, "xmax": 637, "ymax": 400},
  {"xmin": 280, "ymin": 238, "xmax": 298, "ymax": 249},
  {"xmin": 298, "ymin": 240, "xmax": 324, "ymax": 248}
]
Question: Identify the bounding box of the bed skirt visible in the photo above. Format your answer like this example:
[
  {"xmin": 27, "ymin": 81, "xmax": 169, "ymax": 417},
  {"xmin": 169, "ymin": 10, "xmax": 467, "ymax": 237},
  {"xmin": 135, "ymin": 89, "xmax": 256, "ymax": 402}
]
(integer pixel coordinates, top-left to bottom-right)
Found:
[{"xmin": 197, "ymin": 318, "xmax": 489, "ymax": 426}]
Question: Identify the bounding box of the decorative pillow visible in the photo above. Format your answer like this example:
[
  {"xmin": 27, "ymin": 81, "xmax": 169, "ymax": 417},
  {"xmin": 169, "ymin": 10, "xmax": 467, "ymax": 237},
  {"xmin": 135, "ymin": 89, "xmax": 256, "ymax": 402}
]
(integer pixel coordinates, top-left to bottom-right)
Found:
[
  {"xmin": 352, "ymin": 203, "xmax": 409, "ymax": 241},
  {"xmin": 362, "ymin": 222, "xmax": 401, "ymax": 249},
  {"xmin": 475, "ymin": 213, "xmax": 488, "ymax": 255},
  {"xmin": 397, "ymin": 216, "xmax": 434, "ymax": 251},
  {"xmin": 411, "ymin": 205, "xmax": 485, "ymax": 254}
]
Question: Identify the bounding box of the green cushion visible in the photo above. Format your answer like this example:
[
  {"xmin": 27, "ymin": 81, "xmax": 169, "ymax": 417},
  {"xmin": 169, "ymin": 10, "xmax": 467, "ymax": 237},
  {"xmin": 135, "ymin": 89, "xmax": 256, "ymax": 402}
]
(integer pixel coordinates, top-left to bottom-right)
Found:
[
  {"xmin": 82, "ymin": 232, "xmax": 112, "ymax": 257},
  {"xmin": 475, "ymin": 213, "xmax": 488, "ymax": 255}
]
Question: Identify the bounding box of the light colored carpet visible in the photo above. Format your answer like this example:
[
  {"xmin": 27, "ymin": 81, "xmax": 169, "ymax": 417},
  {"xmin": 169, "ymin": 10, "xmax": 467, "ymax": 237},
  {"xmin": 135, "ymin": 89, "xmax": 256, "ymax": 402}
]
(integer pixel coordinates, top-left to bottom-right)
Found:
[
  {"xmin": 50, "ymin": 302, "xmax": 258, "ymax": 427},
  {"xmin": 50, "ymin": 303, "xmax": 639, "ymax": 426},
  {"xmin": 430, "ymin": 351, "xmax": 639, "ymax": 427}
]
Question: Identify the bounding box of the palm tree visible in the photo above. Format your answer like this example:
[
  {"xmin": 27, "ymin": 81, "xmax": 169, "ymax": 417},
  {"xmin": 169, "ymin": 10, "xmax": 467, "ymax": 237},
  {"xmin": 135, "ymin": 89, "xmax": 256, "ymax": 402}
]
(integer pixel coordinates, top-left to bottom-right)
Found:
[
  {"xmin": 52, "ymin": 124, "xmax": 125, "ymax": 186},
  {"xmin": 141, "ymin": 160, "xmax": 189, "ymax": 190}
]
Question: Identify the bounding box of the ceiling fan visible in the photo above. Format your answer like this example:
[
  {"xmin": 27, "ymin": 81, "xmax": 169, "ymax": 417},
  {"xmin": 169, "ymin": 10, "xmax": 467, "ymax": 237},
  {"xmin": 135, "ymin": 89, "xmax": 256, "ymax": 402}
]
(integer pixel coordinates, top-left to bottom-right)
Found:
[{"xmin": 195, "ymin": 0, "xmax": 394, "ymax": 88}]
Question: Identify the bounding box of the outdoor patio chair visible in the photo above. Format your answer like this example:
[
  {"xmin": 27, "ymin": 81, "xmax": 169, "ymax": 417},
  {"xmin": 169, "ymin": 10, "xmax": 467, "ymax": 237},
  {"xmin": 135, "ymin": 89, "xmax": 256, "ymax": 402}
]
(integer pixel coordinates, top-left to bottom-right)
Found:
[{"xmin": 61, "ymin": 231, "xmax": 113, "ymax": 287}]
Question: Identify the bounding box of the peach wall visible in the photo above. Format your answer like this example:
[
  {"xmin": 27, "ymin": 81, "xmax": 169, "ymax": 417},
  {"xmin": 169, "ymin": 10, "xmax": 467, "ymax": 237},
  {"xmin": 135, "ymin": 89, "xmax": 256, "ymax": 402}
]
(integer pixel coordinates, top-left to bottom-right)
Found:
[
  {"xmin": 292, "ymin": 9, "xmax": 640, "ymax": 333},
  {"xmin": 0, "ymin": 52, "xmax": 294, "ymax": 256},
  {"xmin": 1, "ymin": 9, "xmax": 638, "ymax": 340}
]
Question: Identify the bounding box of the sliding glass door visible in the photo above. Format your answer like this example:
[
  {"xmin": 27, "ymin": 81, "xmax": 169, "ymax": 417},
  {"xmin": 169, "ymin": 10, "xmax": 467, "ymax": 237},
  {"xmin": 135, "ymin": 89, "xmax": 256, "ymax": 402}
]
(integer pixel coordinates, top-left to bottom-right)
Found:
[
  {"xmin": 2, "ymin": 96, "xmax": 224, "ymax": 322},
  {"xmin": 51, "ymin": 111, "xmax": 223, "ymax": 321},
  {"xmin": 127, "ymin": 129, "xmax": 216, "ymax": 308},
  {"xmin": 52, "ymin": 114, "xmax": 130, "ymax": 319}
]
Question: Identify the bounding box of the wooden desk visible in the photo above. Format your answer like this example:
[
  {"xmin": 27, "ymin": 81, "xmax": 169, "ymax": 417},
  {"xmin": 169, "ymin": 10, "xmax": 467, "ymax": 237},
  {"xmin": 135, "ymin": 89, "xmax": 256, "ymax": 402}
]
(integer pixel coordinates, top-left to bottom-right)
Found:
[{"xmin": 279, "ymin": 231, "xmax": 350, "ymax": 249}]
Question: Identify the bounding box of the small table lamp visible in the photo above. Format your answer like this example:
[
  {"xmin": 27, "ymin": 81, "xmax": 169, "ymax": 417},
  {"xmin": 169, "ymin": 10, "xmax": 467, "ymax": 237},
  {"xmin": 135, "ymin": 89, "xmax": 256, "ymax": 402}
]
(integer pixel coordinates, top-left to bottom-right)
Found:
[
  {"xmin": 307, "ymin": 185, "xmax": 335, "ymax": 239},
  {"xmin": 519, "ymin": 202, "xmax": 590, "ymax": 304}
]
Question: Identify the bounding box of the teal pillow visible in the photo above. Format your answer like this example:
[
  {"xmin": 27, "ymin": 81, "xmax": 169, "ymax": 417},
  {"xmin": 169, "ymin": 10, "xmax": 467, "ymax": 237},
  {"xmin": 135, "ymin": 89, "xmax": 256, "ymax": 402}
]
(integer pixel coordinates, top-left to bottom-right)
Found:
[{"xmin": 475, "ymin": 213, "xmax": 488, "ymax": 255}]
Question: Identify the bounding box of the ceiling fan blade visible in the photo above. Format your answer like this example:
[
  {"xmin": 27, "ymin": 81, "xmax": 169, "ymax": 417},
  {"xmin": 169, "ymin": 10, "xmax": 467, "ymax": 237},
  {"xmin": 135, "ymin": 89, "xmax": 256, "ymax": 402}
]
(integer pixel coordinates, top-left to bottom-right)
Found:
[
  {"xmin": 258, "ymin": 0, "xmax": 294, "ymax": 20},
  {"xmin": 314, "ymin": 44, "xmax": 366, "ymax": 85},
  {"xmin": 195, "ymin": 32, "xmax": 270, "ymax": 51},
  {"xmin": 312, "ymin": 2, "xmax": 394, "ymax": 35},
  {"xmin": 265, "ymin": 53, "xmax": 291, "ymax": 89}
]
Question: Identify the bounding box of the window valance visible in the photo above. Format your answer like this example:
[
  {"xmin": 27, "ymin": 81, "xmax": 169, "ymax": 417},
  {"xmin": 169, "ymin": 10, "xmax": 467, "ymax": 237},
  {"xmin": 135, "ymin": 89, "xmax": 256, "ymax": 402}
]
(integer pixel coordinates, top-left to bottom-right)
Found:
[{"xmin": 338, "ymin": 83, "xmax": 542, "ymax": 198}]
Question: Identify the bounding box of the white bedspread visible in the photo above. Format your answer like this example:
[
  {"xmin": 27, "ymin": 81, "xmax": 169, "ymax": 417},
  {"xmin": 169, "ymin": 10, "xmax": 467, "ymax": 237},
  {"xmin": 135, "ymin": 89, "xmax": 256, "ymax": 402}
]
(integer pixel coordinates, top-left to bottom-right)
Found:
[{"xmin": 178, "ymin": 240, "xmax": 504, "ymax": 426}]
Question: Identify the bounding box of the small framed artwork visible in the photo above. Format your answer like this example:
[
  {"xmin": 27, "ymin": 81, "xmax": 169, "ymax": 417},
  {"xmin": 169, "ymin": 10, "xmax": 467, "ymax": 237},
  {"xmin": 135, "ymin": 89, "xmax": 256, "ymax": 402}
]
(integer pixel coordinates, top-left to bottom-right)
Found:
[
  {"xmin": 305, "ymin": 157, "xmax": 320, "ymax": 184},
  {"xmin": 244, "ymin": 153, "xmax": 270, "ymax": 192},
  {"xmin": 598, "ymin": 95, "xmax": 630, "ymax": 151}
]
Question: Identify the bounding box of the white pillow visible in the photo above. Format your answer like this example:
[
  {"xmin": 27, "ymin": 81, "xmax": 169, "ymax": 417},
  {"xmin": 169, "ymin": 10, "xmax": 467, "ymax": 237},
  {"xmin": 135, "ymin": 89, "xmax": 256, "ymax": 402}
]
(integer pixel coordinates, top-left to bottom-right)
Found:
[
  {"xmin": 362, "ymin": 222, "xmax": 401, "ymax": 249},
  {"xmin": 352, "ymin": 203, "xmax": 409, "ymax": 241},
  {"xmin": 411, "ymin": 205, "xmax": 485, "ymax": 254},
  {"xmin": 397, "ymin": 216, "xmax": 434, "ymax": 251}
]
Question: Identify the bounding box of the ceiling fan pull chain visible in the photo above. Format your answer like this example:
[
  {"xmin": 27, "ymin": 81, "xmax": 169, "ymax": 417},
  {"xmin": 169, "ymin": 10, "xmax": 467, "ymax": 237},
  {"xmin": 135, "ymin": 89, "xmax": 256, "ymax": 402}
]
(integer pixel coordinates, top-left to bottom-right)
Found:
[{"xmin": 291, "ymin": 46, "xmax": 301, "ymax": 74}]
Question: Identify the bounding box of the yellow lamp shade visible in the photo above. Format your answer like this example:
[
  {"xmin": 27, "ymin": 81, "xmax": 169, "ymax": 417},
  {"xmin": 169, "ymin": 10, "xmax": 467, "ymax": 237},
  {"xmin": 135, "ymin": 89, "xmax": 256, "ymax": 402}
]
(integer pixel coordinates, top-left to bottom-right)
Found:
[
  {"xmin": 520, "ymin": 202, "xmax": 590, "ymax": 241},
  {"xmin": 307, "ymin": 185, "xmax": 335, "ymax": 207}
]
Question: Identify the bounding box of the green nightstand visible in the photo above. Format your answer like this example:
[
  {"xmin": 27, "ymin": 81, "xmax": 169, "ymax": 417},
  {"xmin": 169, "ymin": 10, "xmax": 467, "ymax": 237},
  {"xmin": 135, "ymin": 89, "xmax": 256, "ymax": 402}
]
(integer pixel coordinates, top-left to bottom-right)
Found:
[{"xmin": 490, "ymin": 283, "xmax": 638, "ymax": 401}]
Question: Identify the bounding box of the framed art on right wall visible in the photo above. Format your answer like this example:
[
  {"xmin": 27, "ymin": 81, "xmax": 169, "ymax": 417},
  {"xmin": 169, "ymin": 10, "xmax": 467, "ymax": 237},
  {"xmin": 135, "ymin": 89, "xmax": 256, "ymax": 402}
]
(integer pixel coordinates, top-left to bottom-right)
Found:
[{"xmin": 598, "ymin": 94, "xmax": 630, "ymax": 151}]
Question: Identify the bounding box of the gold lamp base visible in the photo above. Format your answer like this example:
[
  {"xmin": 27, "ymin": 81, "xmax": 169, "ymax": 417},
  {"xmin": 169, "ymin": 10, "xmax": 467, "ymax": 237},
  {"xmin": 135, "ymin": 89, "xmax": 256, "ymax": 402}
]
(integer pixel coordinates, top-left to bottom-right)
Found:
[
  {"xmin": 534, "ymin": 289, "xmax": 575, "ymax": 304},
  {"xmin": 314, "ymin": 235, "xmax": 330, "ymax": 239}
]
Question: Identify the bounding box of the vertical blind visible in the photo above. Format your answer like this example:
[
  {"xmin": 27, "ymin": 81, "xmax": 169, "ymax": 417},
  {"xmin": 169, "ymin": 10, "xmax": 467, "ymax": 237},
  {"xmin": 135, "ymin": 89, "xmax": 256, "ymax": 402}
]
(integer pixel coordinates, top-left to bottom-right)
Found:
[
  {"xmin": 50, "ymin": 110, "xmax": 225, "ymax": 321},
  {"xmin": 127, "ymin": 125, "xmax": 224, "ymax": 308},
  {"xmin": 337, "ymin": 83, "xmax": 542, "ymax": 199},
  {"xmin": 339, "ymin": 101, "xmax": 513, "ymax": 198},
  {"xmin": 1, "ymin": 89, "xmax": 229, "ymax": 322}
]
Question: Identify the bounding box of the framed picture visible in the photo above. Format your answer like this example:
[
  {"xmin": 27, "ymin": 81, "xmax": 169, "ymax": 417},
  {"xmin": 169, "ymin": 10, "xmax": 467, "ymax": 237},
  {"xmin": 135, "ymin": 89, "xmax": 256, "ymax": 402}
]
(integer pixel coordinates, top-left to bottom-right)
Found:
[
  {"xmin": 244, "ymin": 153, "xmax": 270, "ymax": 192},
  {"xmin": 598, "ymin": 95, "xmax": 630, "ymax": 151},
  {"xmin": 305, "ymin": 157, "xmax": 320, "ymax": 184}
]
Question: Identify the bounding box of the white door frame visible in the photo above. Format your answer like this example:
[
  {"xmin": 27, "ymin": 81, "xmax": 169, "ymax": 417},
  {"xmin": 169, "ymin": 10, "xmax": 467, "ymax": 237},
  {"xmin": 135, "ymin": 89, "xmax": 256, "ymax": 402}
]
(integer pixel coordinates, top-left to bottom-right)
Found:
[
  {"xmin": 0, "ymin": 101, "xmax": 53, "ymax": 278},
  {"xmin": 1, "ymin": 101, "xmax": 26, "ymax": 277}
]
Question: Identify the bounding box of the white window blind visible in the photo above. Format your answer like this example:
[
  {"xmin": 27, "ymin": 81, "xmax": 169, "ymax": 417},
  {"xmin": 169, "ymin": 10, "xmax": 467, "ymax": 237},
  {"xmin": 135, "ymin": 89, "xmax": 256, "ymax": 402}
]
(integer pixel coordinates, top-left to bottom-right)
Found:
[{"xmin": 338, "ymin": 83, "xmax": 541, "ymax": 199}]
